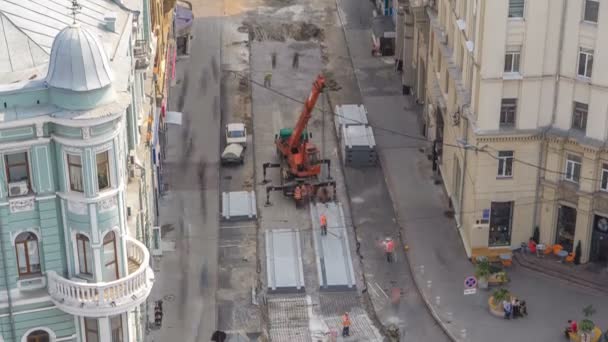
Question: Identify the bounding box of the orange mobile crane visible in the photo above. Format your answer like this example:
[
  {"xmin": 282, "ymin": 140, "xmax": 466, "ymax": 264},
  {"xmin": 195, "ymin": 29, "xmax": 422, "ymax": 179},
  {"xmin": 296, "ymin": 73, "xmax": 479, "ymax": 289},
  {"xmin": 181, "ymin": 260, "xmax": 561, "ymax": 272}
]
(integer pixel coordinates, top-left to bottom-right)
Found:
[{"xmin": 262, "ymin": 74, "xmax": 335, "ymax": 206}]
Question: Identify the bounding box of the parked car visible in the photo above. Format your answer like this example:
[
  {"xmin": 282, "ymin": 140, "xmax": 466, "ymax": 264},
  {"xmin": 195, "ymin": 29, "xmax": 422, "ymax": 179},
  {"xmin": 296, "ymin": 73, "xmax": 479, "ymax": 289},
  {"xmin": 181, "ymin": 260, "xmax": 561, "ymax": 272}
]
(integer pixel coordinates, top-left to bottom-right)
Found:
[
  {"xmin": 226, "ymin": 123, "xmax": 247, "ymax": 147},
  {"xmin": 221, "ymin": 144, "xmax": 244, "ymax": 165}
]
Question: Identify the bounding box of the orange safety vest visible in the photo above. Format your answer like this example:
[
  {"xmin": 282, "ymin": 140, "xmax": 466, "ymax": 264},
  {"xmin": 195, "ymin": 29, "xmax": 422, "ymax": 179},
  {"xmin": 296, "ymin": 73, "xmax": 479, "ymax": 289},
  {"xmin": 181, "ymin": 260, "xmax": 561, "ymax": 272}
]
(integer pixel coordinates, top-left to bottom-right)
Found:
[
  {"xmin": 320, "ymin": 214, "xmax": 327, "ymax": 226},
  {"xmin": 342, "ymin": 314, "xmax": 351, "ymax": 327},
  {"xmin": 385, "ymin": 240, "xmax": 395, "ymax": 253}
]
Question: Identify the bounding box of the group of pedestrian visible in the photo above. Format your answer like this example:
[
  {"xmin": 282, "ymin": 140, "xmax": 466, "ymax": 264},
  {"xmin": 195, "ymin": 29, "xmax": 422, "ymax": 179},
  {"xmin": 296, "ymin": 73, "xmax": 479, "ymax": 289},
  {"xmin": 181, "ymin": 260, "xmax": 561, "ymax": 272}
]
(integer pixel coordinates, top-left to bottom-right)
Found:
[
  {"xmin": 263, "ymin": 52, "xmax": 300, "ymax": 88},
  {"xmin": 503, "ymin": 297, "xmax": 528, "ymax": 319}
]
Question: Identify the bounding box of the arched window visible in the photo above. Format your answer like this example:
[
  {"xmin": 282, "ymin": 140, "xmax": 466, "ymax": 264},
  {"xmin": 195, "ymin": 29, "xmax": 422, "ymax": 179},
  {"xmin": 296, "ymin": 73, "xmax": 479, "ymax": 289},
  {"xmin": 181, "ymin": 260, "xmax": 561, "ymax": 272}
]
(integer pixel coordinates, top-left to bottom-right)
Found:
[
  {"xmin": 103, "ymin": 231, "xmax": 119, "ymax": 281},
  {"xmin": 26, "ymin": 330, "xmax": 49, "ymax": 342},
  {"xmin": 15, "ymin": 232, "xmax": 41, "ymax": 276},
  {"xmin": 76, "ymin": 234, "xmax": 93, "ymax": 275}
]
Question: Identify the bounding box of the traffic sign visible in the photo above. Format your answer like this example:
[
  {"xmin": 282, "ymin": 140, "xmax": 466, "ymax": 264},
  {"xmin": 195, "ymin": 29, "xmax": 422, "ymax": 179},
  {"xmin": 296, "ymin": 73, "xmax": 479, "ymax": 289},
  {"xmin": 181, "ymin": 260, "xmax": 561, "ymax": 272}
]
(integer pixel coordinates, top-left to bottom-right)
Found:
[
  {"xmin": 464, "ymin": 276, "xmax": 477, "ymax": 289},
  {"xmin": 464, "ymin": 288, "xmax": 477, "ymax": 295}
]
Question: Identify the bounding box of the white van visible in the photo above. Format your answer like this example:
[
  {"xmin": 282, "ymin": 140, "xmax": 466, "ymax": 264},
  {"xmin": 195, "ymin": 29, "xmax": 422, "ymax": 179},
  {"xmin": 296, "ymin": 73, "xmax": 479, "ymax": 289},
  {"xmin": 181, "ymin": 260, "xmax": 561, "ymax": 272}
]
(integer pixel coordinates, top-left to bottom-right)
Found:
[{"xmin": 226, "ymin": 123, "xmax": 247, "ymax": 147}]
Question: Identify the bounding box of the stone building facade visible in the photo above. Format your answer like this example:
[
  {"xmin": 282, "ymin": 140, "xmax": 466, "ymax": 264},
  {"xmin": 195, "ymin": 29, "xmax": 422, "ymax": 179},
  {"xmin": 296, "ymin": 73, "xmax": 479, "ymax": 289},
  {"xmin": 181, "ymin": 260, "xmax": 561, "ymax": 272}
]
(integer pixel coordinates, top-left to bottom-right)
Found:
[{"xmin": 397, "ymin": 0, "xmax": 608, "ymax": 264}]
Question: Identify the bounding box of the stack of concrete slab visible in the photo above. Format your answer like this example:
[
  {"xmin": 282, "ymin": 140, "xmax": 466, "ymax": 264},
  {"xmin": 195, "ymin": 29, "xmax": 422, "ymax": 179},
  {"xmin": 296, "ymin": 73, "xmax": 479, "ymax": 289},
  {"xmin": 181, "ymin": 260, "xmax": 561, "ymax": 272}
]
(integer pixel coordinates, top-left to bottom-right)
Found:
[
  {"xmin": 310, "ymin": 202, "xmax": 356, "ymax": 290},
  {"xmin": 221, "ymin": 191, "xmax": 257, "ymax": 220},
  {"xmin": 341, "ymin": 125, "xmax": 378, "ymax": 167},
  {"xmin": 334, "ymin": 104, "xmax": 368, "ymax": 138},
  {"xmin": 335, "ymin": 104, "xmax": 377, "ymax": 167},
  {"xmin": 265, "ymin": 229, "xmax": 305, "ymax": 293}
]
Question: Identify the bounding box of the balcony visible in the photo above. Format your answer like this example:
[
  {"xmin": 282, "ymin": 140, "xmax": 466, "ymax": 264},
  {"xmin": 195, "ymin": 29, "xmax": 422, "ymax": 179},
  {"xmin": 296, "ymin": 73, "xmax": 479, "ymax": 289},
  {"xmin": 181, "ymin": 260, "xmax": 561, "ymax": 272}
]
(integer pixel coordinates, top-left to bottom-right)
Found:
[{"xmin": 47, "ymin": 237, "xmax": 154, "ymax": 317}]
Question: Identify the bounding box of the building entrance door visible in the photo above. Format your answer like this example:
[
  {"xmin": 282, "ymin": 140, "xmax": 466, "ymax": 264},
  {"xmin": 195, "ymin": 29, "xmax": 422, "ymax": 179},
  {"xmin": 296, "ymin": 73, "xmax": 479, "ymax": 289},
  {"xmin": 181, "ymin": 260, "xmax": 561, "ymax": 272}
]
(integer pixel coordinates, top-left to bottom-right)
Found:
[
  {"xmin": 591, "ymin": 215, "xmax": 608, "ymax": 265},
  {"xmin": 556, "ymin": 205, "xmax": 577, "ymax": 252}
]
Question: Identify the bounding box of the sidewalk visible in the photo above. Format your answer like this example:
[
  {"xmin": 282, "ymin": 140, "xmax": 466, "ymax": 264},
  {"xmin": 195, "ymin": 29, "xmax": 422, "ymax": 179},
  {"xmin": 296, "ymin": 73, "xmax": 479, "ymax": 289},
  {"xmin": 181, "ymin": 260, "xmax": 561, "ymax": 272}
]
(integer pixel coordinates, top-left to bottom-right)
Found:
[{"xmin": 331, "ymin": 1, "xmax": 608, "ymax": 342}]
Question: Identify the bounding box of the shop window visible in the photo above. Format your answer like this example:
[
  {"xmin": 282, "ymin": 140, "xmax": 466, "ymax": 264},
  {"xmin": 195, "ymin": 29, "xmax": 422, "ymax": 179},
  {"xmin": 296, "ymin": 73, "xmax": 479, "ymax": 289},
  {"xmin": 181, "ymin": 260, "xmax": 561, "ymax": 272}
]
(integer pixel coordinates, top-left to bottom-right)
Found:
[
  {"xmin": 564, "ymin": 154, "xmax": 582, "ymax": 183},
  {"xmin": 103, "ymin": 231, "xmax": 119, "ymax": 281},
  {"xmin": 76, "ymin": 234, "xmax": 93, "ymax": 276},
  {"xmin": 26, "ymin": 330, "xmax": 50, "ymax": 342},
  {"xmin": 15, "ymin": 232, "xmax": 41, "ymax": 277},
  {"xmin": 489, "ymin": 202, "xmax": 513, "ymax": 246},
  {"xmin": 556, "ymin": 205, "xmax": 577, "ymax": 252},
  {"xmin": 601, "ymin": 163, "xmax": 608, "ymax": 191},
  {"xmin": 5, "ymin": 152, "xmax": 30, "ymax": 196},
  {"xmin": 497, "ymin": 151, "xmax": 514, "ymax": 177},
  {"xmin": 84, "ymin": 318, "xmax": 99, "ymax": 342},
  {"xmin": 110, "ymin": 315, "xmax": 123, "ymax": 342},
  {"xmin": 68, "ymin": 154, "xmax": 84, "ymax": 192},
  {"xmin": 96, "ymin": 151, "xmax": 110, "ymax": 191}
]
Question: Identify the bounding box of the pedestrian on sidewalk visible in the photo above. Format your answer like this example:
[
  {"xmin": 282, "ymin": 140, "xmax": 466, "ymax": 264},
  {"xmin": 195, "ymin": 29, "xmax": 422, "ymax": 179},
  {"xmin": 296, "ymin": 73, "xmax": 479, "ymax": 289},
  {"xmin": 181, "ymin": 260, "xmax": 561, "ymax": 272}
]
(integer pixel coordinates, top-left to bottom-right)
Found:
[
  {"xmin": 564, "ymin": 320, "xmax": 577, "ymax": 338},
  {"xmin": 511, "ymin": 298, "xmax": 520, "ymax": 318},
  {"xmin": 320, "ymin": 214, "xmax": 328, "ymax": 236},
  {"xmin": 264, "ymin": 73, "xmax": 272, "ymax": 87},
  {"xmin": 292, "ymin": 52, "xmax": 299, "ymax": 69},
  {"xmin": 341, "ymin": 312, "xmax": 351, "ymax": 337},
  {"xmin": 502, "ymin": 300, "xmax": 512, "ymax": 320},
  {"xmin": 383, "ymin": 237, "xmax": 395, "ymax": 263},
  {"xmin": 271, "ymin": 52, "xmax": 277, "ymax": 69}
]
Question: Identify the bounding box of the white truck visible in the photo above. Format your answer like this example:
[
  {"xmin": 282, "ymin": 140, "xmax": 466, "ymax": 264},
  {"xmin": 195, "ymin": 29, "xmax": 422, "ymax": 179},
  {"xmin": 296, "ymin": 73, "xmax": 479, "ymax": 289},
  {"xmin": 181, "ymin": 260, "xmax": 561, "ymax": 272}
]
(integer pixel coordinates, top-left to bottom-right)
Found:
[{"xmin": 225, "ymin": 123, "xmax": 247, "ymax": 147}]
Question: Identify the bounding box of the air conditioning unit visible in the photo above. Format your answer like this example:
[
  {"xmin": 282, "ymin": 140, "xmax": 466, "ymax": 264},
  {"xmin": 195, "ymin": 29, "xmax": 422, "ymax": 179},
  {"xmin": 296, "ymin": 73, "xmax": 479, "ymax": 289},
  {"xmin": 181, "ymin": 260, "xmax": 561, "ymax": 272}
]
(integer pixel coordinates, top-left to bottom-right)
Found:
[
  {"xmin": 451, "ymin": 110, "xmax": 460, "ymax": 126},
  {"xmin": 9, "ymin": 181, "xmax": 28, "ymax": 197}
]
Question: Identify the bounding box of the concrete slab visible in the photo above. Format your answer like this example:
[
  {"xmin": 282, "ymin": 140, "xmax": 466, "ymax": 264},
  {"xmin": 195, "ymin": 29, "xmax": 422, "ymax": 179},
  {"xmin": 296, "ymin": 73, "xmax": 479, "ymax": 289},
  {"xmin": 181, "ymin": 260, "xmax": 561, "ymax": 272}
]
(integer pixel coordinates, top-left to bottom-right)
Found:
[
  {"xmin": 311, "ymin": 202, "xmax": 357, "ymax": 290},
  {"xmin": 222, "ymin": 191, "xmax": 257, "ymax": 220},
  {"xmin": 265, "ymin": 229, "xmax": 306, "ymax": 292}
]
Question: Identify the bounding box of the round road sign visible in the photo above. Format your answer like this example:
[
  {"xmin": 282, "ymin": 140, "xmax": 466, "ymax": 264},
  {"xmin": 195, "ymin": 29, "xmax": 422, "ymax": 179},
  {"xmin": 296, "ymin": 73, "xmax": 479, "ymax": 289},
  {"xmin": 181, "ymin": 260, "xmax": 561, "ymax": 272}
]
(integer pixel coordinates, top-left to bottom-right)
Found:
[{"xmin": 464, "ymin": 276, "xmax": 477, "ymax": 289}]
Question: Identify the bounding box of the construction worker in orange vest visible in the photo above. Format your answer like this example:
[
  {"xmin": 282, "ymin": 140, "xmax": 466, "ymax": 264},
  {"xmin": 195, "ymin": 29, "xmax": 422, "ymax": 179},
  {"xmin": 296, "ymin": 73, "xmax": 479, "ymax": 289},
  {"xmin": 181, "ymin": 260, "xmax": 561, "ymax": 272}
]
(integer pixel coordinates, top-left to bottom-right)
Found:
[
  {"xmin": 320, "ymin": 214, "xmax": 328, "ymax": 236},
  {"xmin": 384, "ymin": 237, "xmax": 395, "ymax": 263},
  {"xmin": 341, "ymin": 312, "xmax": 351, "ymax": 337}
]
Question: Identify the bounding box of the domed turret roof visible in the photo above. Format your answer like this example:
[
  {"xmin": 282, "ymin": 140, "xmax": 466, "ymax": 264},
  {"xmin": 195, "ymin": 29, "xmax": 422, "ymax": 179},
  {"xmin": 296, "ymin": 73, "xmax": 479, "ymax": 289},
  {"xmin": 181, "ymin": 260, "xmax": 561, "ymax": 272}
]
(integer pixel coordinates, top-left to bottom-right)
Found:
[{"xmin": 46, "ymin": 24, "xmax": 113, "ymax": 92}]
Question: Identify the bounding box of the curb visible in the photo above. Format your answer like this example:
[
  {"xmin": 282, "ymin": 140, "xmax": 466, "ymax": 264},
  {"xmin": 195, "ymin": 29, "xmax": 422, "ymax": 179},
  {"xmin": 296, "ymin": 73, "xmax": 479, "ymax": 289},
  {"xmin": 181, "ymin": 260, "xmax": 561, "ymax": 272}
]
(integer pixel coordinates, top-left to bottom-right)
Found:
[{"xmin": 331, "ymin": 0, "xmax": 455, "ymax": 340}]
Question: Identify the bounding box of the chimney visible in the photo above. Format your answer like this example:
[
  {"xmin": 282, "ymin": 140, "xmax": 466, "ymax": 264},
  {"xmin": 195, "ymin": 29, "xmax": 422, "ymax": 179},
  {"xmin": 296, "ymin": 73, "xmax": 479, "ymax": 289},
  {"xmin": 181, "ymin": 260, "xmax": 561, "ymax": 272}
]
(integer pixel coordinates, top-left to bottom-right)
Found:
[{"xmin": 104, "ymin": 12, "xmax": 117, "ymax": 32}]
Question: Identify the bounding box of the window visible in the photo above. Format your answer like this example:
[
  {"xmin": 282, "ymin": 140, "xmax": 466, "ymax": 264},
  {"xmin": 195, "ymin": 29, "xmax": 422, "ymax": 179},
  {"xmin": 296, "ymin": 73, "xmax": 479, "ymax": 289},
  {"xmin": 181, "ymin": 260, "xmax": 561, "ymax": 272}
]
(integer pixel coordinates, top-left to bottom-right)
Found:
[
  {"xmin": 110, "ymin": 315, "xmax": 123, "ymax": 342},
  {"xmin": 508, "ymin": 0, "xmax": 525, "ymax": 18},
  {"xmin": 584, "ymin": 0, "xmax": 599, "ymax": 23},
  {"xmin": 564, "ymin": 154, "xmax": 582, "ymax": 183},
  {"xmin": 572, "ymin": 102, "xmax": 588, "ymax": 131},
  {"xmin": 96, "ymin": 151, "xmax": 110, "ymax": 190},
  {"xmin": 5, "ymin": 152, "xmax": 30, "ymax": 189},
  {"xmin": 68, "ymin": 154, "xmax": 84, "ymax": 192},
  {"xmin": 26, "ymin": 330, "xmax": 50, "ymax": 342},
  {"xmin": 489, "ymin": 202, "xmax": 513, "ymax": 246},
  {"xmin": 15, "ymin": 232, "xmax": 41, "ymax": 277},
  {"xmin": 504, "ymin": 48, "xmax": 521, "ymax": 73},
  {"xmin": 497, "ymin": 151, "xmax": 514, "ymax": 177},
  {"xmin": 500, "ymin": 99, "xmax": 517, "ymax": 127},
  {"xmin": 578, "ymin": 48, "xmax": 594, "ymax": 78},
  {"xmin": 103, "ymin": 231, "xmax": 119, "ymax": 281},
  {"xmin": 76, "ymin": 234, "xmax": 93, "ymax": 275},
  {"xmin": 601, "ymin": 164, "xmax": 608, "ymax": 191},
  {"xmin": 85, "ymin": 318, "xmax": 99, "ymax": 342}
]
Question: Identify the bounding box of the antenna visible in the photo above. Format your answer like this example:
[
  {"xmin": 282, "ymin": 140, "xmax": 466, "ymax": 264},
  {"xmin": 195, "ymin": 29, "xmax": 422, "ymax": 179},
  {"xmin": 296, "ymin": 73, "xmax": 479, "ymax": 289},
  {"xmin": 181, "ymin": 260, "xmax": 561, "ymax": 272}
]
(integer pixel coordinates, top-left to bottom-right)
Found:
[{"xmin": 70, "ymin": 0, "xmax": 82, "ymax": 24}]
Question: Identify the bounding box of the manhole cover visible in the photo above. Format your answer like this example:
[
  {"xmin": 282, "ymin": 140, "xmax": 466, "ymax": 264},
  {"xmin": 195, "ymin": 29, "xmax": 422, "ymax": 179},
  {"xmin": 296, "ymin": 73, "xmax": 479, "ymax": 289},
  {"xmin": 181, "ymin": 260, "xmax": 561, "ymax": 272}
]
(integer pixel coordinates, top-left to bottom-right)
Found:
[{"xmin": 164, "ymin": 294, "xmax": 176, "ymax": 302}]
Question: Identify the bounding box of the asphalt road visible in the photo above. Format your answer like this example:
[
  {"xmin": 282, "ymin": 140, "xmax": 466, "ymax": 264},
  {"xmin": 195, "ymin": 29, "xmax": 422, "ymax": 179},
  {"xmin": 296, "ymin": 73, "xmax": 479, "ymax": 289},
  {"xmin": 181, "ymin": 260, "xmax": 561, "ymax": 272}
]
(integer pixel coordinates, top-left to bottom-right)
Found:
[{"xmin": 147, "ymin": 0, "xmax": 223, "ymax": 341}]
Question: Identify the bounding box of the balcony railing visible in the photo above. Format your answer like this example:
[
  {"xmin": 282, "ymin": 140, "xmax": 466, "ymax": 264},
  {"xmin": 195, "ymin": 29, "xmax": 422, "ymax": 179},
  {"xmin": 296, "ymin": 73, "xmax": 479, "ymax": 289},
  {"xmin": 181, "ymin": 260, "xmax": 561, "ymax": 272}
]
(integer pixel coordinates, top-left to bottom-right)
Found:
[{"xmin": 47, "ymin": 237, "xmax": 154, "ymax": 317}]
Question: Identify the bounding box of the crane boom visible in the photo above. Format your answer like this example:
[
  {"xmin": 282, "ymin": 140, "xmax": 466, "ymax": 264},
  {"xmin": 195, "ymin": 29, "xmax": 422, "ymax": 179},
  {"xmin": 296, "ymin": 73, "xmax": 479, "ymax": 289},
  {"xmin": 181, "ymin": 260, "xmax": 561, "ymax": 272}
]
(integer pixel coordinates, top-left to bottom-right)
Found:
[{"xmin": 287, "ymin": 75, "xmax": 326, "ymax": 150}]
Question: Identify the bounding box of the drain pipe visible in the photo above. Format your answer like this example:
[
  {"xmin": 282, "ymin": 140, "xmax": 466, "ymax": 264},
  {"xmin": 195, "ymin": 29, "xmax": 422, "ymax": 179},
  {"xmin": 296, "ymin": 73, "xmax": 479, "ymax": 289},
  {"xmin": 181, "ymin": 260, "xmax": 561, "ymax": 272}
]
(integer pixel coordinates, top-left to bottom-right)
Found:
[
  {"xmin": 0, "ymin": 215, "xmax": 17, "ymax": 341},
  {"xmin": 532, "ymin": 0, "xmax": 567, "ymax": 234},
  {"xmin": 458, "ymin": 104, "xmax": 471, "ymax": 229}
]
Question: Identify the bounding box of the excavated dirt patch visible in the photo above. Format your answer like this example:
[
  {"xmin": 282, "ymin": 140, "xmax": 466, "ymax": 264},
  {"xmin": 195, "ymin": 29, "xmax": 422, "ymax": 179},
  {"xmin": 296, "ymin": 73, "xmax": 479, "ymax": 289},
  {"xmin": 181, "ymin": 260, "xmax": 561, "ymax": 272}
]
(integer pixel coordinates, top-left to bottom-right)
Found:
[{"xmin": 243, "ymin": 20, "xmax": 325, "ymax": 42}]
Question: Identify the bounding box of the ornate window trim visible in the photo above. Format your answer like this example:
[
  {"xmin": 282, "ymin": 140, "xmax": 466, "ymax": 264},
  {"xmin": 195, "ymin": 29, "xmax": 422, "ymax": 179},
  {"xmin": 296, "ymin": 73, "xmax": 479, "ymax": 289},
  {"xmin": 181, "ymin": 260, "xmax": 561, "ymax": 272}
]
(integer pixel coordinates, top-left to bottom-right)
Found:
[{"xmin": 21, "ymin": 327, "xmax": 56, "ymax": 342}]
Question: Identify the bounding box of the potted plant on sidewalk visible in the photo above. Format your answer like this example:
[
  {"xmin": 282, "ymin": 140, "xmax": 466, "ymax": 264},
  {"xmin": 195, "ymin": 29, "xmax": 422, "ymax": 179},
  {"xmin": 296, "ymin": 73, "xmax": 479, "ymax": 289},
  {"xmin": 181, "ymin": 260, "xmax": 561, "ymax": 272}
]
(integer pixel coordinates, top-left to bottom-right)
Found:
[
  {"xmin": 488, "ymin": 287, "xmax": 511, "ymax": 317},
  {"xmin": 475, "ymin": 259, "xmax": 491, "ymax": 289}
]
